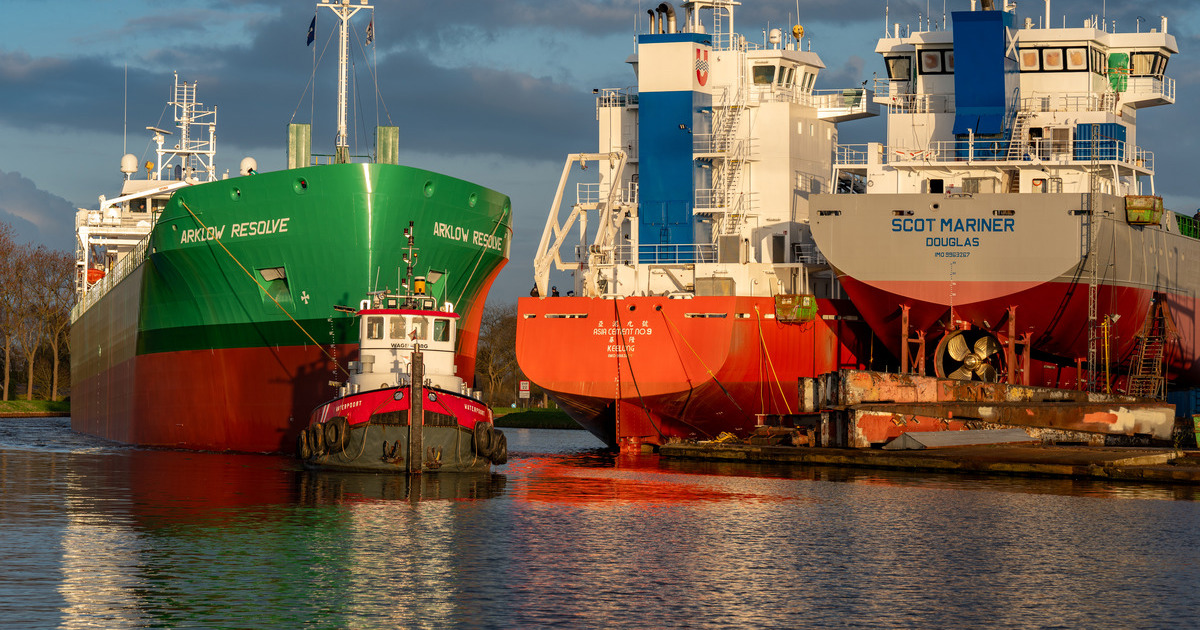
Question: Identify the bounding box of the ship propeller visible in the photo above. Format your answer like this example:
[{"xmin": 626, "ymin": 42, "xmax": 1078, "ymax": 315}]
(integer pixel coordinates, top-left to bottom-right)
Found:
[{"xmin": 934, "ymin": 330, "xmax": 1003, "ymax": 382}]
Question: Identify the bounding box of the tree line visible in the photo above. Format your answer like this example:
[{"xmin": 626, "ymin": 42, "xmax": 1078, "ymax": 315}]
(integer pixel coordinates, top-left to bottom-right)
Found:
[
  {"xmin": 473, "ymin": 302, "xmax": 548, "ymax": 407},
  {"xmin": 0, "ymin": 222, "xmax": 75, "ymax": 401}
]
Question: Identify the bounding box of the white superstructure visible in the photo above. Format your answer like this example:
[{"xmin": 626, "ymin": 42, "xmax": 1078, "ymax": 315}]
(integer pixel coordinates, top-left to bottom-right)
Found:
[
  {"xmin": 533, "ymin": 0, "xmax": 877, "ymax": 300},
  {"xmin": 73, "ymin": 73, "xmax": 219, "ymax": 312}
]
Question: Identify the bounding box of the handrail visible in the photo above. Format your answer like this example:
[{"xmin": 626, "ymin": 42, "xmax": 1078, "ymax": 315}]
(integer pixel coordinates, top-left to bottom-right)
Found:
[
  {"xmin": 832, "ymin": 139, "xmax": 1153, "ymax": 170},
  {"xmin": 71, "ymin": 233, "xmax": 150, "ymax": 322}
]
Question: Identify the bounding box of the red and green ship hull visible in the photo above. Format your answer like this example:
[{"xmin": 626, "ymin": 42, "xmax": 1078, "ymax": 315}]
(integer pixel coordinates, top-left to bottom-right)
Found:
[{"xmin": 71, "ymin": 163, "xmax": 510, "ymax": 453}]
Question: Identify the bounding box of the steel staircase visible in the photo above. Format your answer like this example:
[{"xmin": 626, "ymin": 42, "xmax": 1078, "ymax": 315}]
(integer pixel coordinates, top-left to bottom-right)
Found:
[
  {"xmin": 1127, "ymin": 300, "xmax": 1172, "ymax": 398},
  {"xmin": 1006, "ymin": 112, "xmax": 1031, "ymax": 161},
  {"xmin": 709, "ymin": 82, "xmax": 749, "ymax": 237}
]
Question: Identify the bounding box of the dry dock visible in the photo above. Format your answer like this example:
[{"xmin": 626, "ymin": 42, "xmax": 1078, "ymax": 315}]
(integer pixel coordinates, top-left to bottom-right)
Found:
[{"xmin": 659, "ymin": 442, "xmax": 1200, "ymax": 484}]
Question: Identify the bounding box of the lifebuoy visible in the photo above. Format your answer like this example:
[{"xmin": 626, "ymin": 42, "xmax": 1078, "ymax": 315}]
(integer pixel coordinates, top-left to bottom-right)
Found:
[
  {"xmin": 297, "ymin": 429, "xmax": 311, "ymax": 460},
  {"xmin": 474, "ymin": 422, "xmax": 493, "ymax": 458},
  {"xmin": 491, "ymin": 430, "xmax": 508, "ymax": 465}
]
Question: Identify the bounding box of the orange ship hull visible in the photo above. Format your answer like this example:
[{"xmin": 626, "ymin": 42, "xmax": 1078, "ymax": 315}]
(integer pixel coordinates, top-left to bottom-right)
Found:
[{"xmin": 516, "ymin": 296, "xmax": 875, "ymax": 450}]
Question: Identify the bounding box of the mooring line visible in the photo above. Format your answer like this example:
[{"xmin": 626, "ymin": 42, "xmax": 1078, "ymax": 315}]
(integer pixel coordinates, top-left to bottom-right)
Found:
[
  {"xmin": 755, "ymin": 305, "xmax": 793, "ymax": 415},
  {"xmin": 179, "ymin": 199, "xmax": 349, "ymax": 378},
  {"xmin": 657, "ymin": 307, "xmax": 747, "ymax": 417}
]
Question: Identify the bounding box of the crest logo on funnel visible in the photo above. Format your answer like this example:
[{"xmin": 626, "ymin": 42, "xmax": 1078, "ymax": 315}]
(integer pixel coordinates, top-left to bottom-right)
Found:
[{"xmin": 695, "ymin": 48, "xmax": 709, "ymax": 86}]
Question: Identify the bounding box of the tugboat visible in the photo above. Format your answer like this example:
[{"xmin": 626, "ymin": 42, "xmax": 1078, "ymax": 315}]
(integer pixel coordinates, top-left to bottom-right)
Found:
[
  {"xmin": 71, "ymin": 0, "xmax": 511, "ymax": 454},
  {"xmin": 298, "ymin": 223, "xmax": 507, "ymax": 473}
]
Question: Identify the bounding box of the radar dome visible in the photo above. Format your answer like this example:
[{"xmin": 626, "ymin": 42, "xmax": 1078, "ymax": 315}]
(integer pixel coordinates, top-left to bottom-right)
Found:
[
  {"xmin": 120, "ymin": 154, "xmax": 138, "ymax": 174},
  {"xmin": 769, "ymin": 28, "xmax": 781, "ymax": 44},
  {"xmin": 239, "ymin": 157, "xmax": 258, "ymax": 176}
]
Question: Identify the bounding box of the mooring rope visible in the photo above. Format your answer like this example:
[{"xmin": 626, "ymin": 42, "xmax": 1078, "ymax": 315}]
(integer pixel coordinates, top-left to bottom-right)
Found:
[
  {"xmin": 453, "ymin": 203, "xmax": 513, "ymax": 307},
  {"xmin": 657, "ymin": 307, "xmax": 747, "ymax": 417},
  {"xmin": 754, "ymin": 305, "xmax": 793, "ymax": 415},
  {"xmin": 613, "ymin": 299, "xmax": 666, "ymax": 442},
  {"xmin": 179, "ymin": 199, "xmax": 349, "ymax": 377}
]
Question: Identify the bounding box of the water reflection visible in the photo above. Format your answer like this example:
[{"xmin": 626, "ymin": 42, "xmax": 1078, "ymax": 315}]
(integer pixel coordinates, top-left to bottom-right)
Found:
[
  {"xmin": 298, "ymin": 470, "xmax": 508, "ymax": 504},
  {"xmin": 1, "ymin": 419, "xmax": 1199, "ymax": 628}
]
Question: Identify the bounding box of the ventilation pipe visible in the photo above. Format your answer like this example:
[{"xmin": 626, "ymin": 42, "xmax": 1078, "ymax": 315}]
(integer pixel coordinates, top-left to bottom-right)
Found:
[
  {"xmin": 981, "ymin": 0, "xmax": 996, "ymax": 10},
  {"xmin": 648, "ymin": 9, "xmax": 657, "ymax": 34},
  {"xmin": 656, "ymin": 3, "xmax": 677, "ymax": 34}
]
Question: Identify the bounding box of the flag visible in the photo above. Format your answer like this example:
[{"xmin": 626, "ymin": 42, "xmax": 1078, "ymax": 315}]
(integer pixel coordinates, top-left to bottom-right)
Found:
[
  {"xmin": 365, "ymin": 19, "xmax": 374, "ymax": 45},
  {"xmin": 306, "ymin": 15, "xmax": 316, "ymax": 46}
]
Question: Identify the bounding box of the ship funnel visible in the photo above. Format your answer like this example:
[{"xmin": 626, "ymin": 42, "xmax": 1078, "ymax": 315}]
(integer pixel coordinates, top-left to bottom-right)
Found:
[{"xmin": 656, "ymin": 3, "xmax": 676, "ymax": 33}]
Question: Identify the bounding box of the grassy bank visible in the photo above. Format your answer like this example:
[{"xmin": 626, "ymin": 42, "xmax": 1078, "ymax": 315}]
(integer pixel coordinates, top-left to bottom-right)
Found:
[
  {"xmin": 0, "ymin": 399, "xmax": 70, "ymax": 416},
  {"xmin": 492, "ymin": 407, "xmax": 582, "ymax": 430}
]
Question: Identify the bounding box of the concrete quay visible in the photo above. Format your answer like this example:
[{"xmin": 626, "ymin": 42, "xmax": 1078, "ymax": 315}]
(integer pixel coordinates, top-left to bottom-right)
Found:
[{"xmin": 659, "ymin": 442, "xmax": 1200, "ymax": 484}]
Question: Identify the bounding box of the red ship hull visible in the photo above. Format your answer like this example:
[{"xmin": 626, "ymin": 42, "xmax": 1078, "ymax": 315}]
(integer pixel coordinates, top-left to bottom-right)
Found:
[
  {"xmin": 516, "ymin": 295, "xmax": 875, "ymax": 450},
  {"xmin": 838, "ymin": 275, "xmax": 1200, "ymax": 386},
  {"xmin": 70, "ymin": 275, "xmax": 493, "ymax": 454}
]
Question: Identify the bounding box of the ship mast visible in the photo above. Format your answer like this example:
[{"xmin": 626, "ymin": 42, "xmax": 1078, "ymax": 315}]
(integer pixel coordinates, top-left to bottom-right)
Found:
[{"xmin": 319, "ymin": 0, "xmax": 372, "ymax": 164}]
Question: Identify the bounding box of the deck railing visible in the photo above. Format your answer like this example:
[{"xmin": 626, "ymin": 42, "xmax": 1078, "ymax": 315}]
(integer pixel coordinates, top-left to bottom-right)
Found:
[{"xmin": 71, "ymin": 234, "xmax": 151, "ymax": 322}]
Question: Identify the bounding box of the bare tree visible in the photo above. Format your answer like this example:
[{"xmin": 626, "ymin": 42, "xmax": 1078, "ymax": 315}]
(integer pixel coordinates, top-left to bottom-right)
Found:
[
  {"xmin": 0, "ymin": 226, "xmax": 21, "ymax": 400},
  {"xmin": 16, "ymin": 245, "xmax": 50, "ymax": 400},
  {"xmin": 37, "ymin": 249, "xmax": 75, "ymax": 400},
  {"xmin": 474, "ymin": 302, "xmax": 518, "ymax": 404}
]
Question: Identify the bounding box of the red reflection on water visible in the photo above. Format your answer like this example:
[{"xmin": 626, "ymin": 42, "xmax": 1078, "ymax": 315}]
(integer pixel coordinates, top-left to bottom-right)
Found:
[{"xmin": 509, "ymin": 454, "xmax": 805, "ymax": 506}]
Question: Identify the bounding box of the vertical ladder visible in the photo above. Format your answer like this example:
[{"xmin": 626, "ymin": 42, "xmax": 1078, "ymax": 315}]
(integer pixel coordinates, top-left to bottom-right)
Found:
[
  {"xmin": 1127, "ymin": 301, "xmax": 1170, "ymax": 398},
  {"xmin": 1085, "ymin": 124, "xmax": 1101, "ymax": 392}
]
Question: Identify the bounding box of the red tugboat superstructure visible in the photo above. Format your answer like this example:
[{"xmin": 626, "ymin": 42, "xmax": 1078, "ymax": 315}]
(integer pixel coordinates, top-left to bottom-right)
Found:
[
  {"xmin": 811, "ymin": 3, "xmax": 1193, "ymax": 394},
  {"xmin": 300, "ymin": 224, "xmax": 506, "ymax": 473},
  {"xmin": 518, "ymin": 0, "xmax": 881, "ymax": 451}
]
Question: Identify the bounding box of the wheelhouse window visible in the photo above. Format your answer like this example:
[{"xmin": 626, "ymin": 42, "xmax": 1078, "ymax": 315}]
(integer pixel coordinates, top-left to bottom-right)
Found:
[
  {"xmin": 366, "ymin": 316, "xmax": 384, "ymax": 340},
  {"xmin": 411, "ymin": 317, "xmax": 428, "ymax": 341},
  {"xmin": 1020, "ymin": 46, "xmax": 1106, "ymax": 73},
  {"xmin": 752, "ymin": 64, "xmax": 776, "ymax": 85},
  {"xmin": 1131, "ymin": 51, "xmax": 1168, "ymax": 77},
  {"xmin": 885, "ymin": 55, "xmax": 912, "ymax": 80},
  {"xmin": 917, "ymin": 49, "xmax": 950, "ymax": 74},
  {"xmin": 433, "ymin": 318, "xmax": 451, "ymax": 342},
  {"xmin": 389, "ymin": 316, "xmax": 406, "ymax": 339}
]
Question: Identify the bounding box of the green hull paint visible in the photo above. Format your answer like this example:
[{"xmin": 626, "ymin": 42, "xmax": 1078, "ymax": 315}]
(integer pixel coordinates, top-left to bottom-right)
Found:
[
  {"xmin": 144, "ymin": 163, "xmax": 510, "ymax": 353},
  {"xmin": 71, "ymin": 162, "xmax": 510, "ymax": 452}
]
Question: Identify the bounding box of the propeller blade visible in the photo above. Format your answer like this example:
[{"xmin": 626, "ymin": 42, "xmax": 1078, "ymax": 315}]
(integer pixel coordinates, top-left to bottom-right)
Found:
[
  {"xmin": 949, "ymin": 365, "xmax": 974, "ymax": 380},
  {"xmin": 947, "ymin": 332, "xmax": 969, "ymax": 361},
  {"xmin": 975, "ymin": 363, "xmax": 997, "ymax": 382},
  {"xmin": 974, "ymin": 335, "xmax": 1001, "ymax": 359}
]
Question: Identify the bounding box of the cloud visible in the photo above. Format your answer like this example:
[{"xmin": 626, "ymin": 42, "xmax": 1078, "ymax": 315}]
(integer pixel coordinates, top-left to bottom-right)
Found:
[
  {"xmin": 0, "ymin": 1, "xmax": 598, "ymax": 164},
  {"xmin": 0, "ymin": 170, "xmax": 76, "ymax": 251}
]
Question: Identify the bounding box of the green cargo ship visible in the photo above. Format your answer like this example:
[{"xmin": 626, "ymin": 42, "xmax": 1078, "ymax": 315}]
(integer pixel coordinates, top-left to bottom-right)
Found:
[{"xmin": 70, "ymin": 4, "xmax": 510, "ymax": 452}]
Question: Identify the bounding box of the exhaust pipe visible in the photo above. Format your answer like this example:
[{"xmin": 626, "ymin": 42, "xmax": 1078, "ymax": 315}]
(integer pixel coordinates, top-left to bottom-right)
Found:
[{"xmin": 656, "ymin": 3, "xmax": 677, "ymax": 33}]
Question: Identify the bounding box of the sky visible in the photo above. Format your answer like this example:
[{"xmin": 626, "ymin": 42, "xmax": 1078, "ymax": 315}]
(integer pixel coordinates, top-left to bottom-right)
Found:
[{"xmin": 2, "ymin": 0, "xmax": 1199, "ymax": 305}]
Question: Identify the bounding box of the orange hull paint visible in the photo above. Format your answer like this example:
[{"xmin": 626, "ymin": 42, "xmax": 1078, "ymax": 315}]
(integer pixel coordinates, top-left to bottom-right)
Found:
[{"xmin": 517, "ymin": 295, "xmax": 875, "ymax": 450}]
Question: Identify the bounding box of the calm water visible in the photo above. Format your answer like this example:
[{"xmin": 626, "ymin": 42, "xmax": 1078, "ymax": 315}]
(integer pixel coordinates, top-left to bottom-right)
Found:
[{"xmin": 1, "ymin": 418, "xmax": 1198, "ymax": 629}]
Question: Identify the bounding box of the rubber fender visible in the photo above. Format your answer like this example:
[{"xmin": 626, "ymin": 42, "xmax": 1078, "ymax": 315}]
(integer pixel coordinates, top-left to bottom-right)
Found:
[
  {"xmin": 474, "ymin": 422, "xmax": 493, "ymax": 458},
  {"xmin": 491, "ymin": 430, "xmax": 508, "ymax": 465},
  {"xmin": 325, "ymin": 417, "xmax": 350, "ymax": 454},
  {"xmin": 309, "ymin": 424, "xmax": 326, "ymax": 456},
  {"xmin": 296, "ymin": 428, "xmax": 312, "ymax": 460}
]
